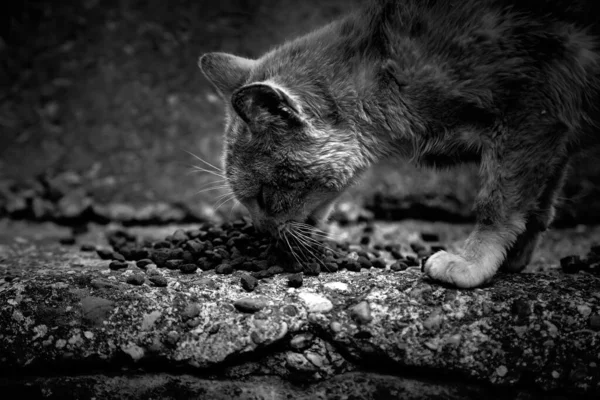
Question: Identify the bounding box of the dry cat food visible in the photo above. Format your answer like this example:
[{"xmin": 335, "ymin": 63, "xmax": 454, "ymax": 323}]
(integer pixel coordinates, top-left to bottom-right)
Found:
[{"xmin": 98, "ymin": 220, "xmax": 438, "ymax": 286}]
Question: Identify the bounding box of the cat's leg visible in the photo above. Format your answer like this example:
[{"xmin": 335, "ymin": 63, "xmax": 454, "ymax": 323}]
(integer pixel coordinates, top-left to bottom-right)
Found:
[
  {"xmin": 423, "ymin": 123, "xmax": 569, "ymax": 288},
  {"xmin": 501, "ymin": 159, "xmax": 568, "ymax": 272}
]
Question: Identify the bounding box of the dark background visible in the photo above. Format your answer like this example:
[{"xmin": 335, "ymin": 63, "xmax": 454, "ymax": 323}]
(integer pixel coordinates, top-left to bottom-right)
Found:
[{"xmin": 1, "ymin": 0, "xmax": 599, "ymax": 226}]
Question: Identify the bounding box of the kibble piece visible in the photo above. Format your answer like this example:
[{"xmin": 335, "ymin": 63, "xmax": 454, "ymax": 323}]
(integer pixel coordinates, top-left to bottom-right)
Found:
[
  {"xmin": 126, "ymin": 274, "xmax": 146, "ymax": 286},
  {"xmin": 420, "ymin": 232, "xmax": 440, "ymax": 242},
  {"xmin": 324, "ymin": 263, "xmax": 339, "ymax": 273},
  {"xmin": 172, "ymin": 229, "xmax": 188, "ymax": 243},
  {"xmin": 151, "ymin": 249, "xmax": 172, "ymax": 268},
  {"xmin": 80, "ymin": 243, "xmax": 96, "ymax": 252},
  {"xmin": 360, "ymin": 236, "xmax": 371, "ymax": 245},
  {"xmin": 59, "ymin": 236, "xmax": 76, "ymax": 245},
  {"xmin": 560, "ymin": 255, "xmax": 585, "ymax": 274},
  {"xmin": 390, "ymin": 249, "xmax": 403, "ymax": 260},
  {"xmin": 267, "ymin": 265, "xmax": 284, "ymax": 275},
  {"xmin": 112, "ymin": 252, "xmax": 126, "ymax": 262},
  {"xmin": 590, "ymin": 315, "xmax": 600, "ymax": 331},
  {"xmin": 154, "ymin": 240, "xmax": 172, "ymax": 249},
  {"xmin": 136, "ymin": 259, "xmax": 154, "ymax": 269},
  {"xmin": 180, "ymin": 264, "xmax": 199, "ymax": 274},
  {"xmin": 109, "ymin": 260, "xmax": 128, "ymax": 270},
  {"xmin": 240, "ymin": 274, "xmax": 259, "ymax": 292},
  {"xmin": 197, "ymin": 258, "xmax": 214, "ymax": 271},
  {"xmin": 357, "ymin": 256, "xmax": 372, "ymax": 269},
  {"xmin": 372, "ymin": 258, "xmax": 386, "ymax": 269},
  {"xmin": 405, "ymin": 256, "xmax": 419, "ymax": 267},
  {"xmin": 346, "ymin": 261, "xmax": 361, "ymax": 272},
  {"xmin": 390, "ymin": 261, "xmax": 408, "ymax": 271},
  {"xmin": 97, "ymin": 248, "xmax": 114, "ymax": 260},
  {"xmin": 410, "ymin": 242, "xmax": 427, "ymax": 254},
  {"xmin": 215, "ymin": 263, "xmax": 234, "ymax": 274},
  {"xmin": 288, "ymin": 273, "xmax": 303, "ymax": 288},
  {"xmin": 149, "ymin": 275, "xmax": 168, "ymax": 287},
  {"xmin": 304, "ymin": 263, "xmax": 321, "ymax": 276},
  {"xmin": 165, "ymin": 259, "xmax": 184, "ymax": 270}
]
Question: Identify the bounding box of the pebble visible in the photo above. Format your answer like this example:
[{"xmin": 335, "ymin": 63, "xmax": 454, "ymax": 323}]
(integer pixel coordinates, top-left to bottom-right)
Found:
[
  {"xmin": 330, "ymin": 321, "xmax": 342, "ymax": 332},
  {"xmin": 290, "ymin": 333, "xmax": 314, "ymax": 351},
  {"xmin": 240, "ymin": 274, "xmax": 258, "ymax": 292},
  {"xmin": 288, "ymin": 273, "xmax": 303, "ymax": 288},
  {"xmin": 324, "ymin": 282, "xmax": 349, "ymax": 292},
  {"xmin": 298, "ymin": 292, "xmax": 333, "ymax": 313},
  {"xmin": 422, "ymin": 309, "xmax": 444, "ymax": 330},
  {"xmin": 180, "ymin": 264, "xmax": 198, "ymax": 274},
  {"xmin": 350, "ymin": 301, "xmax": 372, "ymax": 324},
  {"xmin": 149, "ymin": 275, "xmax": 168, "ymax": 287},
  {"xmin": 126, "ymin": 274, "xmax": 145, "ymax": 286},
  {"xmin": 234, "ymin": 297, "xmax": 268, "ymax": 313},
  {"xmin": 109, "ymin": 260, "xmax": 128, "ymax": 270},
  {"xmin": 282, "ymin": 304, "xmax": 298, "ymax": 316},
  {"xmin": 90, "ymin": 278, "xmax": 119, "ymax": 289},
  {"xmin": 182, "ymin": 303, "xmax": 201, "ymax": 320},
  {"xmin": 496, "ymin": 365, "xmax": 508, "ymax": 377}
]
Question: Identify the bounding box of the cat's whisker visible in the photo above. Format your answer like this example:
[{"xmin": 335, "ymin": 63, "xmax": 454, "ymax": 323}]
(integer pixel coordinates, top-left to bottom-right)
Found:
[
  {"xmin": 291, "ymin": 230, "xmax": 332, "ymax": 272},
  {"xmin": 291, "ymin": 222, "xmax": 340, "ymax": 239},
  {"xmin": 290, "ymin": 223, "xmax": 343, "ymax": 245},
  {"xmin": 188, "ymin": 164, "xmax": 228, "ymax": 179},
  {"xmin": 214, "ymin": 194, "xmax": 237, "ymax": 211},
  {"xmin": 195, "ymin": 185, "xmax": 231, "ymax": 195},
  {"xmin": 183, "ymin": 149, "xmax": 223, "ymax": 173},
  {"xmin": 282, "ymin": 229, "xmax": 304, "ymax": 267},
  {"xmin": 228, "ymin": 199, "xmax": 241, "ymax": 219}
]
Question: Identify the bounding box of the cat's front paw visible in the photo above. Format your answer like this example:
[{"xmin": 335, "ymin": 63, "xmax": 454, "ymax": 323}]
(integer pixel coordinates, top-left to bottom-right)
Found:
[{"xmin": 423, "ymin": 251, "xmax": 489, "ymax": 288}]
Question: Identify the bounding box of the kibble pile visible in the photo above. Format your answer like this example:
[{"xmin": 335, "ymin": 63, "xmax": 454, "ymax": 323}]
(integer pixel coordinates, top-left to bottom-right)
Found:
[
  {"xmin": 93, "ymin": 219, "xmax": 438, "ymax": 289},
  {"xmin": 88, "ymin": 219, "xmax": 600, "ymax": 291}
]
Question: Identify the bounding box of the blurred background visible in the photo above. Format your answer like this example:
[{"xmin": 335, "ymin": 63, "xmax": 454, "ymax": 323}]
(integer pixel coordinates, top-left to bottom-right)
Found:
[{"xmin": 1, "ymin": 0, "xmax": 599, "ymax": 227}]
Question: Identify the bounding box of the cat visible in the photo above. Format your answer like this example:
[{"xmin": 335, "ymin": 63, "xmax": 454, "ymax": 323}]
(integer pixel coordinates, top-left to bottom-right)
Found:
[{"xmin": 198, "ymin": 0, "xmax": 600, "ymax": 288}]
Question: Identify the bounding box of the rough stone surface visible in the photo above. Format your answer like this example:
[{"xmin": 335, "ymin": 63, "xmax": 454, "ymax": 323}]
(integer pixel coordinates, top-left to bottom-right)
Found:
[{"xmin": 1, "ymin": 220, "xmax": 600, "ymax": 398}]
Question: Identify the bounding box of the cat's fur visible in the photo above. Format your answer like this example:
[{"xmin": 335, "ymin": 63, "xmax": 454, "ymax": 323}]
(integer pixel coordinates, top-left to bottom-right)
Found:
[{"xmin": 199, "ymin": 0, "xmax": 600, "ymax": 288}]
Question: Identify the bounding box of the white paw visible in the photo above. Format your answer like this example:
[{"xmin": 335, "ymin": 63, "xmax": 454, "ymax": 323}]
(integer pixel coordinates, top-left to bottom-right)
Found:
[{"xmin": 423, "ymin": 251, "xmax": 489, "ymax": 289}]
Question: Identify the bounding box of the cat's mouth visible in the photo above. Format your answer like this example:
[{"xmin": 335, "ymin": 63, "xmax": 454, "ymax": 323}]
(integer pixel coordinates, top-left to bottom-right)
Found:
[{"xmin": 242, "ymin": 192, "xmax": 338, "ymax": 238}]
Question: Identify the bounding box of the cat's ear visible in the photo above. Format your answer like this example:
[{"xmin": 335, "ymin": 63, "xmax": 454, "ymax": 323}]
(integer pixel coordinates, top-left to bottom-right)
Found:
[
  {"xmin": 231, "ymin": 83, "xmax": 303, "ymax": 130},
  {"xmin": 198, "ymin": 52, "xmax": 256, "ymax": 98}
]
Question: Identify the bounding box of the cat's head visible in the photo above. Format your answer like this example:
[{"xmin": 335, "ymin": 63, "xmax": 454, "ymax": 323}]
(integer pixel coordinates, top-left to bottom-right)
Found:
[{"xmin": 198, "ymin": 49, "xmax": 372, "ymax": 237}]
